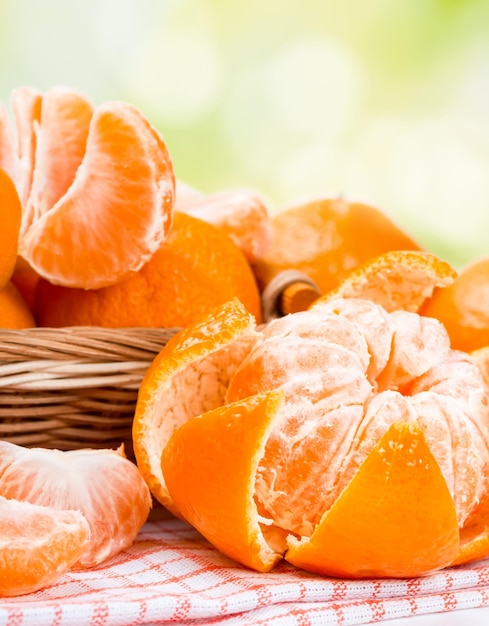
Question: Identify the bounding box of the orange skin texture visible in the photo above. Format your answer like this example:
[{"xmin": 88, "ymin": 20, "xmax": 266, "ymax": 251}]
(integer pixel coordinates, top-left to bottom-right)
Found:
[
  {"xmin": 0, "ymin": 281, "xmax": 35, "ymax": 328},
  {"xmin": 285, "ymin": 421, "xmax": 460, "ymax": 578},
  {"xmin": 420, "ymin": 255, "xmax": 489, "ymax": 352},
  {"xmin": 162, "ymin": 391, "xmax": 285, "ymax": 572},
  {"xmin": 252, "ymin": 197, "xmax": 423, "ymax": 294},
  {"xmin": 0, "ymin": 168, "xmax": 22, "ymax": 289},
  {"xmin": 34, "ymin": 212, "xmax": 262, "ymax": 329},
  {"xmin": 10, "ymin": 256, "xmax": 39, "ymax": 312}
]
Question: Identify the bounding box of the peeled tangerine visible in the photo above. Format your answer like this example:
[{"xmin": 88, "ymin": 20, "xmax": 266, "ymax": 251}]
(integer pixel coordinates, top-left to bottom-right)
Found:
[{"xmin": 134, "ymin": 255, "xmax": 489, "ymax": 578}]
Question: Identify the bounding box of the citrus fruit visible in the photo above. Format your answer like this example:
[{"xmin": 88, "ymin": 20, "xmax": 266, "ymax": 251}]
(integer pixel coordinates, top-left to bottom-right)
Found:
[
  {"xmin": 0, "ymin": 281, "xmax": 35, "ymax": 328},
  {"xmin": 175, "ymin": 182, "xmax": 272, "ymax": 263},
  {"xmin": 420, "ymin": 255, "xmax": 489, "ymax": 352},
  {"xmin": 0, "ymin": 442, "xmax": 152, "ymax": 568},
  {"xmin": 10, "ymin": 255, "xmax": 39, "ymax": 312},
  {"xmin": 0, "ymin": 495, "xmax": 90, "ymax": 597},
  {"xmin": 34, "ymin": 212, "xmax": 263, "ymax": 328},
  {"xmin": 135, "ymin": 251, "xmax": 489, "ymax": 578},
  {"xmin": 132, "ymin": 297, "xmax": 258, "ymax": 515},
  {"xmin": 0, "ymin": 168, "xmax": 22, "ymax": 289},
  {"xmin": 1, "ymin": 86, "xmax": 175, "ymax": 289},
  {"xmin": 252, "ymin": 196, "xmax": 422, "ymax": 295}
]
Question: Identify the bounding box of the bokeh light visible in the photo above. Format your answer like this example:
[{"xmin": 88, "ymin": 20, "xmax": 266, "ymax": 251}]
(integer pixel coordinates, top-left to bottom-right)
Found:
[{"xmin": 1, "ymin": 0, "xmax": 488, "ymax": 268}]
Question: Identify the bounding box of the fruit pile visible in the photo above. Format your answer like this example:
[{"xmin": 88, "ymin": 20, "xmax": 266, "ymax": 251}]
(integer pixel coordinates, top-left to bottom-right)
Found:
[{"xmin": 1, "ymin": 85, "xmax": 489, "ymax": 595}]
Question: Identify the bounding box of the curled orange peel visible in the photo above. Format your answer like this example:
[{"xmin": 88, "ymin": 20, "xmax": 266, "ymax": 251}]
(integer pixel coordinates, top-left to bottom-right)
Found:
[
  {"xmin": 314, "ymin": 250, "xmax": 457, "ymax": 313},
  {"xmin": 285, "ymin": 421, "xmax": 460, "ymax": 578},
  {"xmin": 162, "ymin": 390, "xmax": 286, "ymax": 572},
  {"xmin": 132, "ymin": 298, "xmax": 258, "ymax": 515}
]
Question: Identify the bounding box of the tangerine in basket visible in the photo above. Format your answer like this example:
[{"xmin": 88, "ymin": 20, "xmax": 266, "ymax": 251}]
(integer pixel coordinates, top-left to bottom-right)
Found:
[
  {"xmin": 34, "ymin": 212, "xmax": 263, "ymax": 328},
  {"xmin": 0, "ymin": 442, "xmax": 152, "ymax": 568},
  {"xmin": 420, "ymin": 255, "xmax": 489, "ymax": 352},
  {"xmin": 134, "ymin": 251, "xmax": 489, "ymax": 578},
  {"xmin": 0, "ymin": 85, "xmax": 175, "ymax": 289},
  {"xmin": 175, "ymin": 181, "xmax": 272, "ymax": 264},
  {"xmin": 252, "ymin": 196, "xmax": 422, "ymax": 295},
  {"xmin": 0, "ymin": 168, "xmax": 22, "ymax": 289},
  {"xmin": 0, "ymin": 280, "xmax": 35, "ymax": 328},
  {"xmin": 0, "ymin": 495, "xmax": 90, "ymax": 597}
]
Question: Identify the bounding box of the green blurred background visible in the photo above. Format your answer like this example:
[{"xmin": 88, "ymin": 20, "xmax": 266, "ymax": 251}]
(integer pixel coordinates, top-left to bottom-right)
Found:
[{"xmin": 1, "ymin": 0, "xmax": 488, "ymax": 268}]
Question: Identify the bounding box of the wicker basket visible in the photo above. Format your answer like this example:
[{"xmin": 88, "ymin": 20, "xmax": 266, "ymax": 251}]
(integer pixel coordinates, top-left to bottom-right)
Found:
[
  {"xmin": 0, "ymin": 271, "xmax": 316, "ymax": 458},
  {"xmin": 0, "ymin": 326, "xmax": 179, "ymax": 458}
]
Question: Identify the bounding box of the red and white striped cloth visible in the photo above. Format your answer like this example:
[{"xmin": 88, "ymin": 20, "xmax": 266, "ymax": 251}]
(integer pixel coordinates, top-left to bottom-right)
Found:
[{"xmin": 2, "ymin": 516, "xmax": 489, "ymax": 626}]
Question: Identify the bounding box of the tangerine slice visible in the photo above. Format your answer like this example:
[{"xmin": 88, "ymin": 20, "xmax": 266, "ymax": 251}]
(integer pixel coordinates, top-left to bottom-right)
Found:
[
  {"xmin": 133, "ymin": 297, "xmax": 259, "ymax": 514},
  {"xmin": 0, "ymin": 495, "xmax": 90, "ymax": 597},
  {"xmin": 314, "ymin": 250, "xmax": 457, "ymax": 313},
  {"xmin": 23, "ymin": 86, "xmax": 94, "ymax": 233},
  {"xmin": 9, "ymin": 86, "xmax": 42, "ymax": 206},
  {"xmin": 162, "ymin": 391, "xmax": 286, "ymax": 572},
  {"xmin": 0, "ymin": 442, "xmax": 151, "ymax": 568},
  {"xmin": 19, "ymin": 99, "xmax": 175, "ymax": 289},
  {"xmin": 285, "ymin": 421, "xmax": 460, "ymax": 578}
]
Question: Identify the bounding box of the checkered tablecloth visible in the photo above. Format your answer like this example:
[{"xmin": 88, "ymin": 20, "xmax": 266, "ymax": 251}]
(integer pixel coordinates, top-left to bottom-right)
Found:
[{"xmin": 1, "ymin": 516, "xmax": 489, "ymax": 626}]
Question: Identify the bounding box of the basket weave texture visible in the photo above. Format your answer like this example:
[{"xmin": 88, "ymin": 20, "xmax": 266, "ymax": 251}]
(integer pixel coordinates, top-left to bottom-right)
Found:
[{"xmin": 0, "ymin": 326, "xmax": 179, "ymax": 456}]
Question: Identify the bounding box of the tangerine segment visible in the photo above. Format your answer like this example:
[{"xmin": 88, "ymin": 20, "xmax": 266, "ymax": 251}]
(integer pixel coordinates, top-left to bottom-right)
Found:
[
  {"xmin": 0, "ymin": 168, "xmax": 22, "ymax": 289},
  {"xmin": 133, "ymin": 298, "xmax": 259, "ymax": 514},
  {"xmin": 162, "ymin": 391, "xmax": 285, "ymax": 572},
  {"xmin": 0, "ymin": 442, "xmax": 151, "ymax": 568},
  {"xmin": 23, "ymin": 86, "xmax": 94, "ymax": 233},
  {"xmin": 286, "ymin": 421, "xmax": 460, "ymax": 578},
  {"xmin": 471, "ymin": 346, "xmax": 489, "ymax": 390},
  {"xmin": 9, "ymin": 86, "xmax": 42, "ymax": 206},
  {"xmin": 19, "ymin": 100, "xmax": 175, "ymax": 289},
  {"xmin": 314, "ymin": 250, "xmax": 457, "ymax": 313},
  {"xmin": 0, "ymin": 496, "xmax": 90, "ymax": 597}
]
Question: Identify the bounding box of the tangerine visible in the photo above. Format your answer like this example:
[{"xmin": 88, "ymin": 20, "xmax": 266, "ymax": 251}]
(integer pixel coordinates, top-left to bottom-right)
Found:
[
  {"xmin": 34, "ymin": 212, "xmax": 263, "ymax": 329},
  {"xmin": 0, "ymin": 281, "xmax": 35, "ymax": 328},
  {"xmin": 0, "ymin": 167, "xmax": 22, "ymax": 289},
  {"xmin": 175, "ymin": 182, "xmax": 272, "ymax": 263},
  {"xmin": 135, "ymin": 252, "xmax": 489, "ymax": 578},
  {"xmin": 252, "ymin": 196, "xmax": 422, "ymax": 295},
  {"xmin": 420, "ymin": 255, "xmax": 489, "ymax": 352},
  {"xmin": 0, "ymin": 442, "xmax": 151, "ymax": 568}
]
